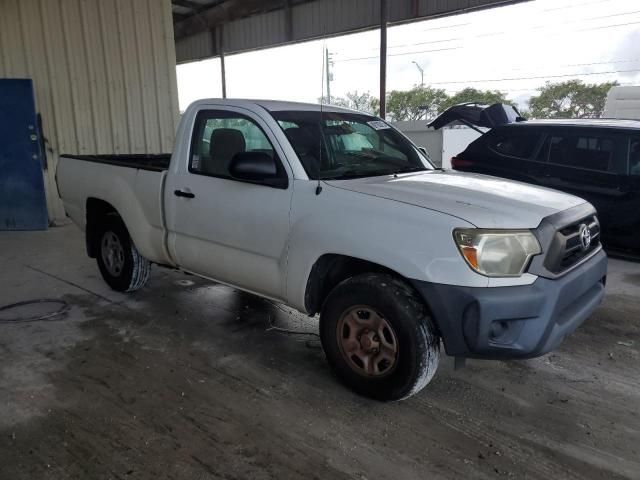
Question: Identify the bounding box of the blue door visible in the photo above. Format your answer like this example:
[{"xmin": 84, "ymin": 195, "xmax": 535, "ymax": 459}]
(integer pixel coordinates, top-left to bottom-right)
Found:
[{"xmin": 0, "ymin": 79, "xmax": 48, "ymax": 230}]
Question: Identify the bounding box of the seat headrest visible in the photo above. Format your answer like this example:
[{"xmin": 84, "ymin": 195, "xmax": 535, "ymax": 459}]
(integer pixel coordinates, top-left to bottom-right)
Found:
[
  {"xmin": 209, "ymin": 128, "xmax": 246, "ymax": 159},
  {"xmin": 284, "ymin": 127, "xmax": 317, "ymax": 155}
]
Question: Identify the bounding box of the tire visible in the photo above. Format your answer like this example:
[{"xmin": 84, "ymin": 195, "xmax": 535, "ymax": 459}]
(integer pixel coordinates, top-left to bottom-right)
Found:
[
  {"xmin": 96, "ymin": 216, "xmax": 151, "ymax": 292},
  {"xmin": 320, "ymin": 273, "xmax": 440, "ymax": 401}
]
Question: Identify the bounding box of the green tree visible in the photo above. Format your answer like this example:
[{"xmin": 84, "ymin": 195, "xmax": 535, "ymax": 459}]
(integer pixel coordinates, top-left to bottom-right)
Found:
[
  {"xmin": 441, "ymin": 88, "xmax": 511, "ymax": 110},
  {"xmin": 332, "ymin": 91, "xmax": 380, "ymax": 115},
  {"xmin": 386, "ymin": 86, "xmax": 448, "ymax": 121},
  {"xmin": 528, "ymin": 80, "xmax": 618, "ymax": 119}
]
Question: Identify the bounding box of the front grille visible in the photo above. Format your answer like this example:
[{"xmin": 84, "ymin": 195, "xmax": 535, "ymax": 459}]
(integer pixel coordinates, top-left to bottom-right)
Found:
[{"xmin": 544, "ymin": 215, "xmax": 601, "ymax": 274}]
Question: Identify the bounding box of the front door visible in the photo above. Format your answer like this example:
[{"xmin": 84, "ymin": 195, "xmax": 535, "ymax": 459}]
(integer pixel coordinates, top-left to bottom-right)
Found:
[
  {"xmin": 0, "ymin": 79, "xmax": 47, "ymax": 230},
  {"xmin": 164, "ymin": 106, "xmax": 293, "ymax": 300}
]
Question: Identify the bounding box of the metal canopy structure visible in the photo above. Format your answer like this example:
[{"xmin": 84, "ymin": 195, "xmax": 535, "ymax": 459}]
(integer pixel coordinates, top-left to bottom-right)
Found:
[
  {"xmin": 171, "ymin": 0, "xmax": 526, "ymax": 116},
  {"xmin": 172, "ymin": 0, "xmax": 525, "ymax": 62}
]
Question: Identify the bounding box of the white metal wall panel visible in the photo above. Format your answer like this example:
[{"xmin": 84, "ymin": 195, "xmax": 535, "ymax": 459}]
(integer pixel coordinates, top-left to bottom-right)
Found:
[
  {"xmin": 0, "ymin": 0, "xmax": 179, "ymax": 223},
  {"xmin": 175, "ymin": 0, "xmax": 525, "ymax": 63}
]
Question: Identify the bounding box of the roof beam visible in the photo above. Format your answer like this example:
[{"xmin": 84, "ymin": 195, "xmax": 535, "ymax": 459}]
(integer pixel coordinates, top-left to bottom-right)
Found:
[
  {"xmin": 171, "ymin": 0, "xmax": 204, "ymax": 12},
  {"xmin": 174, "ymin": 0, "xmax": 281, "ymax": 39},
  {"xmin": 172, "ymin": 11, "xmax": 191, "ymax": 21}
]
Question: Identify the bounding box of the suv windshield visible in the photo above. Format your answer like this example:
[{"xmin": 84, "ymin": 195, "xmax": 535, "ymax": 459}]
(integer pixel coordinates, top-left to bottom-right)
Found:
[{"xmin": 271, "ymin": 110, "xmax": 433, "ymax": 180}]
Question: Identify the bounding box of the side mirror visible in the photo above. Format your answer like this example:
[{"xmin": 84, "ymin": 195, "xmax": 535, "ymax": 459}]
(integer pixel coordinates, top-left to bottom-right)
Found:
[
  {"xmin": 418, "ymin": 147, "xmax": 428, "ymax": 155},
  {"xmin": 229, "ymin": 152, "xmax": 288, "ymax": 189}
]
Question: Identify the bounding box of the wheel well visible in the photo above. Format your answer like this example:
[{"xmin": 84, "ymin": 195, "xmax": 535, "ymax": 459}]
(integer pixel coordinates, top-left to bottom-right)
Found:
[
  {"xmin": 304, "ymin": 254, "xmax": 400, "ymax": 315},
  {"xmin": 85, "ymin": 198, "xmax": 121, "ymax": 258}
]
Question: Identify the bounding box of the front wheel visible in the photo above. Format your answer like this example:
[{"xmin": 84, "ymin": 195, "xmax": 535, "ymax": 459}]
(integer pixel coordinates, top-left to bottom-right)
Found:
[
  {"xmin": 320, "ymin": 273, "xmax": 440, "ymax": 401},
  {"xmin": 96, "ymin": 217, "xmax": 151, "ymax": 292}
]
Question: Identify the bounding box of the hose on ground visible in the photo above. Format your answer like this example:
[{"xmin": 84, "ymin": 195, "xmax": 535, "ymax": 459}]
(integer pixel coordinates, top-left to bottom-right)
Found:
[{"xmin": 0, "ymin": 299, "xmax": 70, "ymax": 324}]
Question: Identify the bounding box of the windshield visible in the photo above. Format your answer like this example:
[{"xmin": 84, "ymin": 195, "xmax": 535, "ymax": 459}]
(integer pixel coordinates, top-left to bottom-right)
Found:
[{"xmin": 271, "ymin": 110, "xmax": 433, "ymax": 180}]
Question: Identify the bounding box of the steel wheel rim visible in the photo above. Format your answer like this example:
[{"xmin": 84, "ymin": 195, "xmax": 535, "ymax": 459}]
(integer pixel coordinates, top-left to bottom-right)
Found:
[
  {"xmin": 101, "ymin": 231, "xmax": 125, "ymax": 277},
  {"xmin": 336, "ymin": 305, "xmax": 399, "ymax": 378}
]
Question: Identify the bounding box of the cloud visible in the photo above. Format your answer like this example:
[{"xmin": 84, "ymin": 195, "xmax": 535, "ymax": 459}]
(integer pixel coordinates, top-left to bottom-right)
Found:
[{"xmin": 612, "ymin": 30, "xmax": 640, "ymax": 80}]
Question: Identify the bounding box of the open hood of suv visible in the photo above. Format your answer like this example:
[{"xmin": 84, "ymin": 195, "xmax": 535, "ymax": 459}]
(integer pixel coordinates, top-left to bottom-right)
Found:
[{"xmin": 428, "ymin": 103, "xmax": 525, "ymax": 130}]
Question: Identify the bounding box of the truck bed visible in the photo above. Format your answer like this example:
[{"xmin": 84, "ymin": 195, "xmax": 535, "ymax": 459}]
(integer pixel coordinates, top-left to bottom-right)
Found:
[
  {"xmin": 56, "ymin": 153, "xmax": 171, "ymax": 266},
  {"xmin": 60, "ymin": 154, "xmax": 171, "ymax": 172}
]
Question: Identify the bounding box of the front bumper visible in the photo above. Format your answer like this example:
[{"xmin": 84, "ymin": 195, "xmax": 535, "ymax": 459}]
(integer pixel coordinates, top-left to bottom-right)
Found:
[{"xmin": 411, "ymin": 249, "xmax": 607, "ymax": 359}]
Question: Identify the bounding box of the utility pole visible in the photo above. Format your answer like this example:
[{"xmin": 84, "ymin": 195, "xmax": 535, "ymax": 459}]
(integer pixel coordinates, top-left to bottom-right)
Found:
[
  {"xmin": 325, "ymin": 47, "xmax": 333, "ymax": 103},
  {"xmin": 412, "ymin": 61, "xmax": 424, "ymax": 88},
  {"xmin": 213, "ymin": 26, "xmax": 227, "ymax": 98},
  {"xmin": 214, "ymin": 25, "xmax": 227, "ymax": 98},
  {"xmin": 220, "ymin": 50, "xmax": 227, "ymax": 99}
]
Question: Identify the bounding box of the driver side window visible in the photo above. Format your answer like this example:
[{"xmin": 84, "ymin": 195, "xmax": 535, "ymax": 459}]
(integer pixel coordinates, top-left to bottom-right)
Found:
[{"xmin": 190, "ymin": 110, "xmax": 275, "ymax": 178}]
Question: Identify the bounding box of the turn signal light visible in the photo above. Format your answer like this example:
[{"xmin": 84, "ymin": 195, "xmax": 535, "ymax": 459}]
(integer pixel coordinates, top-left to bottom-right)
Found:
[{"xmin": 460, "ymin": 246, "xmax": 479, "ymax": 270}]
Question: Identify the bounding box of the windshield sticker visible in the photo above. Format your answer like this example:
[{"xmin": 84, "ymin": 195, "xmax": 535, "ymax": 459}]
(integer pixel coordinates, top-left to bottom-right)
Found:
[{"xmin": 367, "ymin": 120, "xmax": 390, "ymax": 130}]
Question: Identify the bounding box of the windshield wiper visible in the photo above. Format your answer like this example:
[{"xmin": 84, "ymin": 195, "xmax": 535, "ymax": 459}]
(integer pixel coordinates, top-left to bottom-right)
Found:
[
  {"xmin": 325, "ymin": 165, "xmax": 430, "ymax": 180},
  {"xmin": 393, "ymin": 166, "xmax": 429, "ymax": 174},
  {"xmin": 325, "ymin": 169, "xmax": 395, "ymax": 180}
]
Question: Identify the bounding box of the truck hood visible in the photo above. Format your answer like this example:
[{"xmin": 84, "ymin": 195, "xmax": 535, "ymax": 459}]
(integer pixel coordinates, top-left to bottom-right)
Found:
[{"xmin": 326, "ymin": 170, "xmax": 586, "ymax": 229}]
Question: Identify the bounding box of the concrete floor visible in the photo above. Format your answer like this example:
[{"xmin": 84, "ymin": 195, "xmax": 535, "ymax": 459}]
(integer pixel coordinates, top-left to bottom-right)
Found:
[{"xmin": 0, "ymin": 225, "xmax": 639, "ymax": 480}]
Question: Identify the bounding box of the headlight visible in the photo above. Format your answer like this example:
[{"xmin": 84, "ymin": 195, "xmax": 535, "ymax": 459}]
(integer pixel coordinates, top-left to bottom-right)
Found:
[{"xmin": 453, "ymin": 229, "xmax": 541, "ymax": 277}]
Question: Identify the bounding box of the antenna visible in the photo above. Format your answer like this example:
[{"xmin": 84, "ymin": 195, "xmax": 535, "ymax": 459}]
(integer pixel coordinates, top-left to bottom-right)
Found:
[{"xmin": 316, "ymin": 39, "xmax": 326, "ymax": 196}]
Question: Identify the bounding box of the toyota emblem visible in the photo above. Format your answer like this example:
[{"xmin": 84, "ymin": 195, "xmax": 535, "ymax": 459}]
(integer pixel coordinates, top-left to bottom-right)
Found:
[{"xmin": 579, "ymin": 224, "xmax": 591, "ymax": 250}]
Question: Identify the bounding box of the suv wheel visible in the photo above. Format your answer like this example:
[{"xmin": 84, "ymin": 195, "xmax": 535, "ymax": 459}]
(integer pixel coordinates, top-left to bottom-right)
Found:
[{"xmin": 320, "ymin": 273, "xmax": 440, "ymax": 401}]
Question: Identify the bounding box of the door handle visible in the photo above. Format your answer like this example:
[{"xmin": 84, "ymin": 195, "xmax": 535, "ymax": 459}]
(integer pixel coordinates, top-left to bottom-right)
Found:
[{"xmin": 174, "ymin": 189, "xmax": 195, "ymax": 198}]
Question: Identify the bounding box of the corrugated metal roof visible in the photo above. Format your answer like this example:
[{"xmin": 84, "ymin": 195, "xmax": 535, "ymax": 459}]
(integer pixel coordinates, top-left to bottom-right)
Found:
[
  {"xmin": 0, "ymin": 0, "xmax": 180, "ymax": 223},
  {"xmin": 174, "ymin": 0, "xmax": 528, "ymax": 63}
]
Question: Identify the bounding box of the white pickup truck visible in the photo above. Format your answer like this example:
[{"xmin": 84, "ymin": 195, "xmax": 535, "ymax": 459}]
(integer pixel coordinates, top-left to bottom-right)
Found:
[{"xmin": 57, "ymin": 99, "xmax": 607, "ymax": 401}]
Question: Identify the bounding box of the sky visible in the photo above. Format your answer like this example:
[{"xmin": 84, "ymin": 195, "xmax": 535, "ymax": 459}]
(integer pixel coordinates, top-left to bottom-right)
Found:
[{"xmin": 176, "ymin": 0, "xmax": 640, "ymax": 112}]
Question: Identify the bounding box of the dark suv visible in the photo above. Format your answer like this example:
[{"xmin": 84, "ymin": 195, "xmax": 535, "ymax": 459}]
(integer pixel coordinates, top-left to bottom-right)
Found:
[{"xmin": 452, "ymin": 119, "xmax": 640, "ymax": 255}]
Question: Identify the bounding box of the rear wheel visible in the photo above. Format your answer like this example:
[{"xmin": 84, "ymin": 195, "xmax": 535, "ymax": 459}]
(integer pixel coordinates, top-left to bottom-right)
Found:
[
  {"xmin": 320, "ymin": 273, "xmax": 440, "ymax": 401},
  {"xmin": 96, "ymin": 217, "xmax": 150, "ymax": 292}
]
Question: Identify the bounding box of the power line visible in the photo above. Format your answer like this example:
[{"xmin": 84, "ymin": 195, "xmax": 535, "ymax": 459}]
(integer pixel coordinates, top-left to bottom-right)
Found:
[
  {"xmin": 338, "ymin": 46, "xmax": 460, "ymax": 62},
  {"xmin": 378, "ymin": 5, "xmax": 640, "ymax": 48},
  {"xmin": 426, "ymin": 68, "xmax": 640, "ymax": 86},
  {"xmin": 501, "ymin": 8, "xmax": 640, "ymax": 32},
  {"xmin": 331, "ymin": 2, "xmax": 640, "ymax": 90},
  {"xmin": 444, "ymin": 87, "xmax": 541, "ymax": 94},
  {"xmin": 478, "ymin": 59, "xmax": 640, "ymax": 75},
  {"xmin": 367, "ymin": 10, "xmax": 640, "ymax": 53},
  {"xmin": 575, "ymin": 20, "xmax": 640, "ymax": 32},
  {"xmin": 437, "ymin": 15, "xmax": 640, "ymax": 42},
  {"xmin": 528, "ymin": 59, "xmax": 640, "ymax": 69},
  {"xmin": 420, "ymin": 22, "xmax": 471, "ymax": 32},
  {"xmin": 386, "ymin": 38, "xmax": 458, "ymax": 50},
  {"xmin": 445, "ymin": 81, "xmax": 637, "ymax": 94},
  {"xmin": 541, "ymin": 0, "xmax": 618, "ymax": 12}
]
